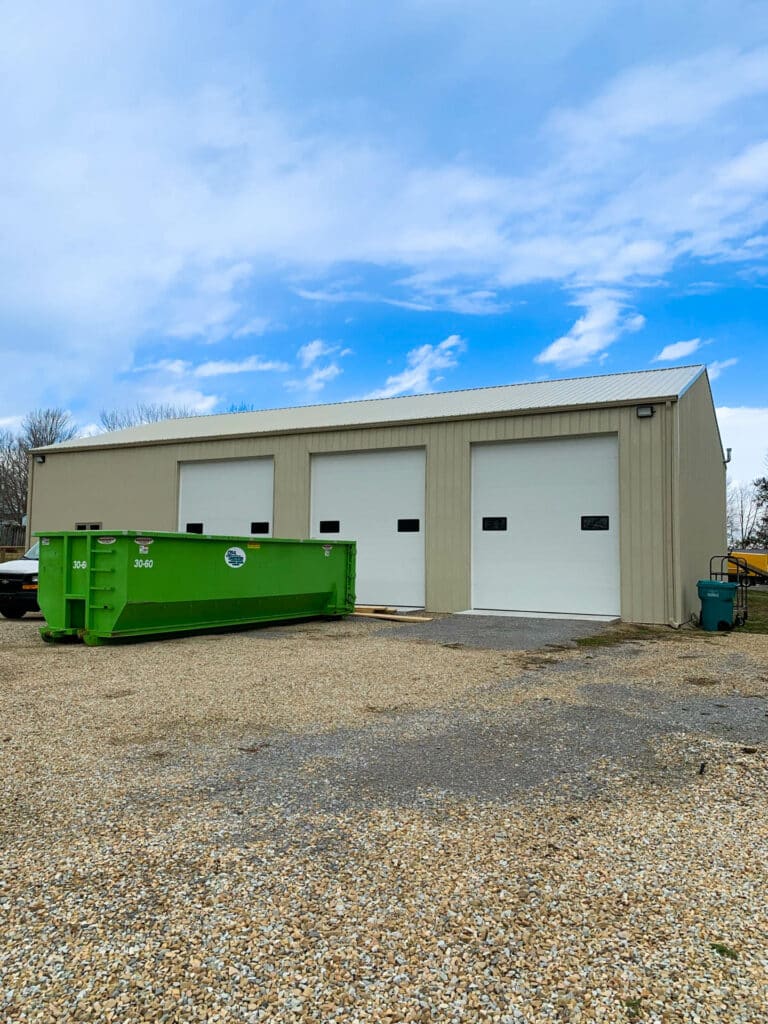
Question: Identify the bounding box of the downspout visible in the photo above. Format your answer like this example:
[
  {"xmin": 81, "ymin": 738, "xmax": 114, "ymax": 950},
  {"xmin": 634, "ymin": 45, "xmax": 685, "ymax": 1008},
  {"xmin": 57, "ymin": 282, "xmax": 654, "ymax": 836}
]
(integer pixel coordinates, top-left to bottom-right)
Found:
[{"xmin": 25, "ymin": 452, "xmax": 35, "ymax": 548}]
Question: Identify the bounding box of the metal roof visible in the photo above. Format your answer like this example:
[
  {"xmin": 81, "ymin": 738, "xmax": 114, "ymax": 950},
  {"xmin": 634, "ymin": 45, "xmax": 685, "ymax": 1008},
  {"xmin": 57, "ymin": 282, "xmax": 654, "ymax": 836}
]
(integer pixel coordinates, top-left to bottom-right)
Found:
[{"xmin": 42, "ymin": 364, "xmax": 706, "ymax": 451}]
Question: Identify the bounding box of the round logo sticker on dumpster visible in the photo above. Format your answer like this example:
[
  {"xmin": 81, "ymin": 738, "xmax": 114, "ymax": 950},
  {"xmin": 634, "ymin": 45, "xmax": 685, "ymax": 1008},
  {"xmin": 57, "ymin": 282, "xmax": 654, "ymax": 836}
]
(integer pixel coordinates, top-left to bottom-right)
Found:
[{"xmin": 224, "ymin": 546, "xmax": 247, "ymax": 569}]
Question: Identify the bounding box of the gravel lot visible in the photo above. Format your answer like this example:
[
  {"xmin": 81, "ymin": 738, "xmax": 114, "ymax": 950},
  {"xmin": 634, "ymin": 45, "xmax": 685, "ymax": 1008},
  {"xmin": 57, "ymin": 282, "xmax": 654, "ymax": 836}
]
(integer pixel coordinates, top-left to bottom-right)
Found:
[
  {"xmin": 375, "ymin": 613, "xmax": 615, "ymax": 651},
  {"xmin": 1, "ymin": 614, "xmax": 767, "ymax": 1022}
]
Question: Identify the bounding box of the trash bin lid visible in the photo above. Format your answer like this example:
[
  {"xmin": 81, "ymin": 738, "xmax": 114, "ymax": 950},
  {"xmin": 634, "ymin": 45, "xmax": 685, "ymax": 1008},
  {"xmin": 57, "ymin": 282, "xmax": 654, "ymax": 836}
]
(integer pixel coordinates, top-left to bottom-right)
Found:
[{"xmin": 697, "ymin": 579, "xmax": 738, "ymax": 593}]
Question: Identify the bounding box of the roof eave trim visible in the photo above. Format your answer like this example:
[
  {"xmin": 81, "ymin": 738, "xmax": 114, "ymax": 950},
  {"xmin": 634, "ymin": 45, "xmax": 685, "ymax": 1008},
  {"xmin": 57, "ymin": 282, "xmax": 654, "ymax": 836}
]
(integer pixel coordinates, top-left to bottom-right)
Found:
[{"xmin": 34, "ymin": 393, "xmax": 683, "ymax": 454}]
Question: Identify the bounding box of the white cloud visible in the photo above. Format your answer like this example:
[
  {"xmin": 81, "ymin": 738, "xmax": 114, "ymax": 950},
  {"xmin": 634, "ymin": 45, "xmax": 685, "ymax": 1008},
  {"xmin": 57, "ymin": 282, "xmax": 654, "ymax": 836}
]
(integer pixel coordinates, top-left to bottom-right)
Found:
[
  {"xmin": 288, "ymin": 340, "xmax": 354, "ymax": 389},
  {"xmin": 535, "ymin": 291, "xmax": 645, "ymax": 368},
  {"xmin": 684, "ymin": 281, "xmax": 720, "ymax": 296},
  {"xmin": 78, "ymin": 422, "xmax": 102, "ymax": 438},
  {"xmin": 233, "ymin": 317, "xmax": 271, "ymax": 338},
  {"xmin": 286, "ymin": 363, "xmax": 343, "ymax": 393},
  {"xmin": 1, "ymin": 47, "xmax": 766, "ymax": 335},
  {"xmin": 193, "ymin": 356, "xmax": 289, "ymax": 377},
  {"xmin": 655, "ymin": 338, "xmax": 703, "ymax": 361},
  {"xmin": 549, "ymin": 48, "xmax": 768, "ymax": 149},
  {"xmin": 296, "ymin": 283, "xmax": 507, "ymax": 315},
  {"xmin": 295, "ymin": 287, "xmax": 368, "ymax": 304},
  {"xmin": 138, "ymin": 385, "xmax": 219, "ymax": 415},
  {"xmin": 708, "ymin": 358, "xmax": 739, "ymax": 381},
  {"xmin": 165, "ymin": 301, "xmax": 243, "ymax": 343},
  {"xmin": 389, "ymin": 283, "xmax": 510, "ymax": 315},
  {"xmin": 717, "ymin": 407, "xmax": 768, "ymax": 484},
  {"xmin": 365, "ymin": 335, "xmax": 465, "ymax": 399},
  {"xmin": 140, "ymin": 359, "xmax": 190, "ymax": 376},
  {"xmin": 2, "ymin": 51, "xmax": 763, "ymax": 334},
  {"xmin": 138, "ymin": 355, "xmax": 289, "ymax": 377},
  {"xmin": 297, "ymin": 339, "xmax": 337, "ymax": 368},
  {"xmin": 3, "ymin": 18, "xmax": 768, "ymax": 415},
  {"xmin": 715, "ymin": 139, "xmax": 768, "ymax": 191}
]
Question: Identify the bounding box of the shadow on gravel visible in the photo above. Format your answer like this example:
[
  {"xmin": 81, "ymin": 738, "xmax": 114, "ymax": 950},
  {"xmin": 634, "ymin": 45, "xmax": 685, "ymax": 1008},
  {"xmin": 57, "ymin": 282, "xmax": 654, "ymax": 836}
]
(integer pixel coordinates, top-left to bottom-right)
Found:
[
  {"xmin": 201, "ymin": 685, "xmax": 768, "ymax": 823},
  {"xmin": 322, "ymin": 690, "xmax": 768, "ymax": 805}
]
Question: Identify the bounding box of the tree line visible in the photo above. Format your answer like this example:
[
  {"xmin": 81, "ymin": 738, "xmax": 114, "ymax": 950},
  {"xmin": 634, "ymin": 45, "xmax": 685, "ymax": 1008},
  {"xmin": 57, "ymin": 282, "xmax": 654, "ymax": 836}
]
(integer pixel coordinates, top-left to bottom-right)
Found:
[
  {"xmin": 0, "ymin": 404, "xmax": 194, "ymax": 526},
  {"xmin": 728, "ymin": 475, "xmax": 768, "ymax": 549}
]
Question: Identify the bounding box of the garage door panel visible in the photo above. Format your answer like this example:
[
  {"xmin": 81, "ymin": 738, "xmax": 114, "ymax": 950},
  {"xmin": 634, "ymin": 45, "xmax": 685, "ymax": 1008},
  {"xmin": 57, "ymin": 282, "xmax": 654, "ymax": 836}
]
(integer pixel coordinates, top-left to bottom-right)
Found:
[
  {"xmin": 472, "ymin": 436, "xmax": 619, "ymax": 615},
  {"xmin": 178, "ymin": 458, "xmax": 274, "ymax": 537},
  {"xmin": 311, "ymin": 449, "xmax": 425, "ymax": 607}
]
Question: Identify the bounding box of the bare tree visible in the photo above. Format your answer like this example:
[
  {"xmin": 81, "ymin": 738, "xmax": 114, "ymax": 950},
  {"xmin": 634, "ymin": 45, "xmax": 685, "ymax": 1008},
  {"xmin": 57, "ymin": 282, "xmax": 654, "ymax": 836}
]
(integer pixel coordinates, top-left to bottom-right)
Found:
[
  {"xmin": 0, "ymin": 429, "xmax": 23, "ymax": 521},
  {"xmin": 226, "ymin": 401, "xmax": 258, "ymax": 413},
  {"xmin": 754, "ymin": 472, "xmax": 768, "ymax": 548},
  {"xmin": 99, "ymin": 403, "xmax": 197, "ymax": 432},
  {"xmin": 19, "ymin": 408, "xmax": 78, "ymax": 451},
  {"xmin": 2, "ymin": 448, "xmax": 28, "ymax": 523},
  {"xmin": 0, "ymin": 409, "xmax": 77, "ymax": 525},
  {"xmin": 727, "ymin": 479, "xmax": 762, "ymax": 549}
]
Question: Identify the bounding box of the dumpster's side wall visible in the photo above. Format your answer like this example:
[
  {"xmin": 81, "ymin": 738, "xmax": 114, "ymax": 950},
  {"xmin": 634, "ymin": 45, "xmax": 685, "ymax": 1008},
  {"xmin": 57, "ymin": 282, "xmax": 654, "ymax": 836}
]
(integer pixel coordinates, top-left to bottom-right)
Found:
[
  {"xmin": 675, "ymin": 373, "xmax": 727, "ymax": 625},
  {"xmin": 30, "ymin": 404, "xmax": 675, "ymax": 622}
]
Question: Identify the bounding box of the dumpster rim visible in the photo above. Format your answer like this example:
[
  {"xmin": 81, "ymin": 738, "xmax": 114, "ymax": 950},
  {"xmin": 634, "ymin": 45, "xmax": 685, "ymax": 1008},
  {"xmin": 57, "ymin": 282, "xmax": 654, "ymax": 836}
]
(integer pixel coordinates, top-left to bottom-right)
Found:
[{"xmin": 34, "ymin": 529, "xmax": 356, "ymax": 547}]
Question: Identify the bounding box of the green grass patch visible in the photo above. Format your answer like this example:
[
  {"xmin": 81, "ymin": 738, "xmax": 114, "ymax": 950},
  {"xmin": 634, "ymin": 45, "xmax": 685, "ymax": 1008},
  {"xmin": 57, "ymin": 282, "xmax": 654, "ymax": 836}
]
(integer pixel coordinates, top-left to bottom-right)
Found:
[
  {"xmin": 575, "ymin": 624, "xmax": 707, "ymax": 649},
  {"xmin": 622, "ymin": 997, "xmax": 643, "ymax": 1018},
  {"xmin": 741, "ymin": 588, "xmax": 768, "ymax": 634},
  {"xmin": 710, "ymin": 941, "xmax": 739, "ymax": 960},
  {"xmin": 573, "ymin": 589, "xmax": 768, "ymax": 647}
]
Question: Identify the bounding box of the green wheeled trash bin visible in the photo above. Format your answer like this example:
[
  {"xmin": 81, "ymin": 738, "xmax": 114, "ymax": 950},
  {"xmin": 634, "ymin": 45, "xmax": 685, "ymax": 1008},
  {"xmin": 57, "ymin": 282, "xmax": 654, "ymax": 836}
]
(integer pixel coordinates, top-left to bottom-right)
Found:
[{"xmin": 697, "ymin": 579, "xmax": 738, "ymax": 632}]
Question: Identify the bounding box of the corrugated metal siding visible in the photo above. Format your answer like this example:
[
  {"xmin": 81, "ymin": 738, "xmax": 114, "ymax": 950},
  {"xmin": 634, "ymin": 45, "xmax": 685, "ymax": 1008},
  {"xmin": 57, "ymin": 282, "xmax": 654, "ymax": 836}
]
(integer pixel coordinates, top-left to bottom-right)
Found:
[
  {"xmin": 675, "ymin": 375, "xmax": 727, "ymax": 623},
  {"xmin": 426, "ymin": 421, "xmax": 471, "ymax": 610},
  {"xmin": 30, "ymin": 402, "xmax": 681, "ymax": 623},
  {"xmin": 619, "ymin": 405, "xmax": 670, "ymax": 624}
]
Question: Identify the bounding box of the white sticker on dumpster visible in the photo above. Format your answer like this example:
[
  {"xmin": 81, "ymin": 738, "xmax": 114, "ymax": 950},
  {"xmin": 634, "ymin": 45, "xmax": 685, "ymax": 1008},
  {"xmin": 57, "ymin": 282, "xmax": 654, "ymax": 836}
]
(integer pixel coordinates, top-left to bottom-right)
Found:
[{"xmin": 224, "ymin": 546, "xmax": 246, "ymax": 569}]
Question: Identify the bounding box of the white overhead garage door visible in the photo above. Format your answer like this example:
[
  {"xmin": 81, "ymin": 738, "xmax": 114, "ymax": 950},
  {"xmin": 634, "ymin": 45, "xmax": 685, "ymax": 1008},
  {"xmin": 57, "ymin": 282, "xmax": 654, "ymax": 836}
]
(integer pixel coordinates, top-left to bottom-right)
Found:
[
  {"xmin": 178, "ymin": 458, "xmax": 274, "ymax": 537},
  {"xmin": 311, "ymin": 449, "xmax": 425, "ymax": 607},
  {"xmin": 472, "ymin": 436, "xmax": 620, "ymax": 616}
]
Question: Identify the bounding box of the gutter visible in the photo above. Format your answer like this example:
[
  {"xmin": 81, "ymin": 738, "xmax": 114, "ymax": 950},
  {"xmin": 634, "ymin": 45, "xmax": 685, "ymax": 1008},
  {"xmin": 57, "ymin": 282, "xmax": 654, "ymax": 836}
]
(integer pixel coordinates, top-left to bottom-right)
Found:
[{"xmin": 25, "ymin": 452, "xmax": 35, "ymax": 548}]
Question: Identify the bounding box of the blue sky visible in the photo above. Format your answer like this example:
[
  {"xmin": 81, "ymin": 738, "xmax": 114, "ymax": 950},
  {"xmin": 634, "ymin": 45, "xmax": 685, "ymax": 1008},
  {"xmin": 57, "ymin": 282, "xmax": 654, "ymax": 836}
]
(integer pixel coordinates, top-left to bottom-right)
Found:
[{"xmin": 1, "ymin": 0, "xmax": 767, "ymax": 482}]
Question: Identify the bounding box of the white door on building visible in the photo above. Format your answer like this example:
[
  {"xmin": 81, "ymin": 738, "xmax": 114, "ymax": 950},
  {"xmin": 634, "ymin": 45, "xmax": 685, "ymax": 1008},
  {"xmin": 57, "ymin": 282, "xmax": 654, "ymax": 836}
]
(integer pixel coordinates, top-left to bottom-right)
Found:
[
  {"xmin": 471, "ymin": 436, "xmax": 620, "ymax": 615},
  {"xmin": 178, "ymin": 458, "xmax": 274, "ymax": 537},
  {"xmin": 311, "ymin": 449, "xmax": 426, "ymax": 607}
]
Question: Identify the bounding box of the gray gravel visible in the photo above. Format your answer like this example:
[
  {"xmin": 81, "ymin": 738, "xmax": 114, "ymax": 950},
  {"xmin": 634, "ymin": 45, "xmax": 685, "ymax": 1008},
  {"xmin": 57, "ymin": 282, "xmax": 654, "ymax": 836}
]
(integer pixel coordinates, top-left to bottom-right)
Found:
[
  {"xmin": 3, "ymin": 616, "xmax": 768, "ymax": 1022},
  {"xmin": 381, "ymin": 612, "xmax": 614, "ymax": 649},
  {"xmin": 186, "ymin": 673, "xmax": 768, "ymax": 821}
]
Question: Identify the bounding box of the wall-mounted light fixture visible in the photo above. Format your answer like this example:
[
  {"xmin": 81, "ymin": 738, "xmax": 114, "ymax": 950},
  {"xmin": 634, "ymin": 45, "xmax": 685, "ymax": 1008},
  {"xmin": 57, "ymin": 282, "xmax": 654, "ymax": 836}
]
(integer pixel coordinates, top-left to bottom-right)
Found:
[
  {"xmin": 34, "ymin": 455, "xmax": 46, "ymax": 464},
  {"xmin": 636, "ymin": 404, "xmax": 655, "ymax": 419}
]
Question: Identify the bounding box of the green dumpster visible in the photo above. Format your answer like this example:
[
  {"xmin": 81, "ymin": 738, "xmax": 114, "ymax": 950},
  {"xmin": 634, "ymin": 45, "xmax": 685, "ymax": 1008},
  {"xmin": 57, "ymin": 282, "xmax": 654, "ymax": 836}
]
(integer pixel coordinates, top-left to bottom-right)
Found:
[
  {"xmin": 697, "ymin": 579, "xmax": 737, "ymax": 632},
  {"xmin": 36, "ymin": 530, "xmax": 356, "ymax": 645}
]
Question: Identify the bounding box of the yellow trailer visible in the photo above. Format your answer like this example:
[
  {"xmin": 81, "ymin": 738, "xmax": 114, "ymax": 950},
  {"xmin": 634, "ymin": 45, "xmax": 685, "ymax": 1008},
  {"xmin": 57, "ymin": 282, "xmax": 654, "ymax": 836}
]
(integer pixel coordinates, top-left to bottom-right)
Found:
[{"xmin": 727, "ymin": 550, "xmax": 768, "ymax": 584}]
